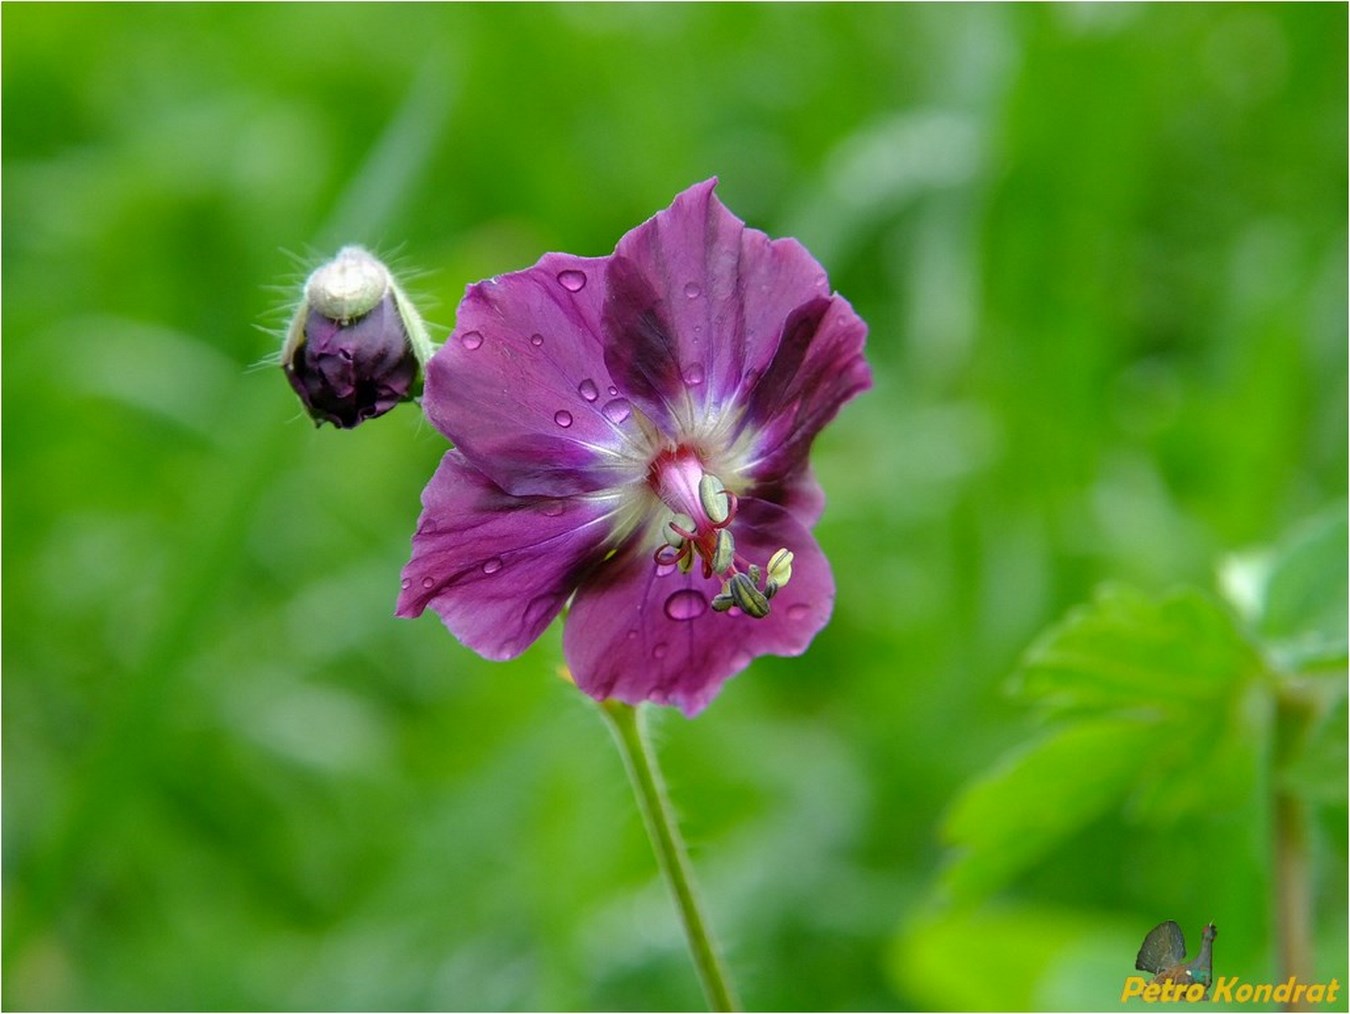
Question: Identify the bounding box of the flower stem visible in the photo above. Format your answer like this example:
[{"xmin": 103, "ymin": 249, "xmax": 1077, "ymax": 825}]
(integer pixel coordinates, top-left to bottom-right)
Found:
[{"xmin": 599, "ymin": 700, "xmax": 740, "ymax": 1012}]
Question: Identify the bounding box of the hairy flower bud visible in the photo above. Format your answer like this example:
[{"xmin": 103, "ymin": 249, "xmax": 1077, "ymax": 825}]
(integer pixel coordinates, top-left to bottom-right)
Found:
[{"xmin": 281, "ymin": 246, "xmax": 435, "ymax": 429}]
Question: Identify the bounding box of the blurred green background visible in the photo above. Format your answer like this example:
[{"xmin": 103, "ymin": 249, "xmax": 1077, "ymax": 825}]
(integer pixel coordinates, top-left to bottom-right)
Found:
[{"xmin": 4, "ymin": 4, "xmax": 1346, "ymax": 1011}]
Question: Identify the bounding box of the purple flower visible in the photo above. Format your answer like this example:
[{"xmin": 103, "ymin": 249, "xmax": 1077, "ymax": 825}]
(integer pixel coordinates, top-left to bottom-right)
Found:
[
  {"xmin": 282, "ymin": 246, "xmax": 434, "ymax": 429},
  {"xmin": 397, "ymin": 180, "xmax": 871, "ymax": 715}
]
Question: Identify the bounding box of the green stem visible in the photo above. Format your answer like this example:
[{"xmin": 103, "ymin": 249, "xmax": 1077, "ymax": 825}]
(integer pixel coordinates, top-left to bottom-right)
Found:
[
  {"xmin": 599, "ymin": 700, "xmax": 740, "ymax": 1012},
  {"xmin": 1272, "ymin": 683, "xmax": 1317, "ymax": 1011}
]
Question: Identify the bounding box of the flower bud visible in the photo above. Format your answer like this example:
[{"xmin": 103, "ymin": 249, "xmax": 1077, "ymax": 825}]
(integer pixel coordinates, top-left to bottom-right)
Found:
[{"xmin": 281, "ymin": 246, "xmax": 435, "ymax": 429}]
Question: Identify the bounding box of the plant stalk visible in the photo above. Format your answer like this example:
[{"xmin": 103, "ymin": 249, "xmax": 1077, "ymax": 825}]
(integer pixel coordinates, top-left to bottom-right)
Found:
[
  {"xmin": 599, "ymin": 700, "xmax": 740, "ymax": 1012},
  {"xmin": 1272, "ymin": 682, "xmax": 1318, "ymax": 1012}
]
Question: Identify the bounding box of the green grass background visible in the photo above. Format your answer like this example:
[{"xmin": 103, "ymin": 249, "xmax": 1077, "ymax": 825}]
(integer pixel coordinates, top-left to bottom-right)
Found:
[{"xmin": 4, "ymin": 4, "xmax": 1346, "ymax": 1010}]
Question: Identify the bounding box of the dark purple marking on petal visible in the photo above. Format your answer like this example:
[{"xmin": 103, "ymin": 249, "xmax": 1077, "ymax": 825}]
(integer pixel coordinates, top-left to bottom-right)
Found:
[
  {"xmin": 603, "ymin": 179, "xmax": 838, "ymax": 429},
  {"xmin": 563, "ymin": 497, "xmax": 834, "ymax": 716},
  {"xmin": 740, "ymin": 294, "xmax": 871, "ymax": 486},
  {"xmin": 424, "ymin": 252, "xmax": 642, "ymax": 498},
  {"xmin": 397, "ymin": 450, "xmax": 616, "ymax": 660},
  {"xmin": 600, "ymin": 255, "xmax": 686, "ymax": 434}
]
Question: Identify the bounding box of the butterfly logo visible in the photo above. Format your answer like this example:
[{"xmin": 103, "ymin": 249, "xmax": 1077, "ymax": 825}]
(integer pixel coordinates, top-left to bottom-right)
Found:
[{"xmin": 1135, "ymin": 920, "xmax": 1217, "ymax": 996}]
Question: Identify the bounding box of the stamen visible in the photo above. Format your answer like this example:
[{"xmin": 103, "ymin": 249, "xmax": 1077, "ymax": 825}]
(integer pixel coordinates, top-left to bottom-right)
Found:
[
  {"xmin": 667, "ymin": 512, "xmax": 696, "ymax": 543},
  {"xmin": 710, "ymin": 529, "xmax": 735, "ymax": 573},
  {"xmin": 765, "ymin": 548, "xmax": 794, "ymax": 598},
  {"xmin": 647, "ymin": 451, "xmax": 805, "ymax": 622},
  {"xmin": 725, "ymin": 572, "xmax": 770, "ymax": 619},
  {"xmin": 698, "ymin": 474, "xmax": 731, "ymax": 525}
]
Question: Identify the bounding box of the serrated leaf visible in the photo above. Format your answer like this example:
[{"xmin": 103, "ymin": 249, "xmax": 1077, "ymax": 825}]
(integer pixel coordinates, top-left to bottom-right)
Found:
[
  {"xmin": 942, "ymin": 717, "xmax": 1162, "ymax": 899},
  {"xmin": 1015, "ymin": 585, "xmax": 1261, "ymax": 716}
]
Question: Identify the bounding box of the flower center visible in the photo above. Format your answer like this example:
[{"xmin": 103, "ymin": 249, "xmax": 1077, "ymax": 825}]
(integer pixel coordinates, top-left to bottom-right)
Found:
[{"xmin": 647, "ymin": 448, "xmax": 793, "ymax": 619}]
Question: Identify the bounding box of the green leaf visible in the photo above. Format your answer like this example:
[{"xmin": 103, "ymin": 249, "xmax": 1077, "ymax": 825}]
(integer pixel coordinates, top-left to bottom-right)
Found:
[
  {"xmin": 1015, "ymin": 585, "xmax": 1262, "ymax": 716},
  {"xmin": 944, "ymin": 585, "xmax": 1267, "ymax": 899},
  {"xmin": 1256, "ymin": 510, "xmax": 1348, "ymax": 674},
  {"xmin": 942, "ymin": 717, "xmax": 1162, "ymax": 899}
]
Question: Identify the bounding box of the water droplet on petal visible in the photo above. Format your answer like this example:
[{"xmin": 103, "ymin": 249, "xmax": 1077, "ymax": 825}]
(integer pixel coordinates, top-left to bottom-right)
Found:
[
  {"xmin": 664, "ymin": 589, "xmax": 708, "ymax": 621},
  {"xmin": 482, "ymin": 557, "xmax": 503, "ymax": 574},
  {"xmin": 682, "ymin": 363, "xmax": 705, "ymax": 386},
  {"xmin": 608, "ymin": 385, "xmax": 618, "ymax": 396},
  {"xmin": 655, "ymin": 561, "xmax": 677, "ymax": 578},
  {"xmin": 461, "ymin": 330, "xmax": 484, "ymax": 350},
  {"xmin": 421, "ymin": 576, "xmax": 435, "ymax": 589},
  {"xmin": 626, "ymin": 629, "xmax": 639, "ymax": 641},
  {"xmin": 684, "ymin": 281, "xmax": 701, "ymax": 298},
  {"xmin": 601, "ymin": 397, "xmax": 631, "ymax": 424},
  {"xmin": 554, "ymin": 410, "xmax": 573, "ymax": 428},
  {"xmin": 578, "ymin": 378, "xmax": 599, "ymax": 402},
  {"xmin": 787, "ymin": 603, "xmax": 810, "ymax": 621},
  {"xmin": 530, "ymin": 333, "xmax": 544, "ymax": 347},
  {"xmin": 556, "ymin": 269, "xmax": 587, "ymax": 292},
  {"xmin": 540, "ymin": 501, "xmax": 564, "ymax": 517},
  {"xmin": 652, "ymin": 643, "xmax": 669, "ymax": 660},
  {"xmin": 731, "ymin": 649, "xmax": 753, "ymax": 669},
  {"xmin": 400, "ymin": 578, "xmax": 411, "ymax": 590}
]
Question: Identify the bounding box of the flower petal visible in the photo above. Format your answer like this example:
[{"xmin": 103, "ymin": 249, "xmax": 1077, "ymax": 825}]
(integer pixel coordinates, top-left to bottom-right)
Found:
[
  {"xmin": 425, "ymin": 252, "xmax": 644, "ymax": 497},
  {"xmin": 601, "ymin": 178, "xmax": 837, "ymax": 434},
  {"xmin": 563, "ymin": 497, "xmax": 834, "ymax": 716},
  {"xmin": 398, "ymin": 450, "xmax": 618, "ymax": 660},
  {"xmin": 738, "ymin": 293, "xmax": 871, "ymax": 484}
]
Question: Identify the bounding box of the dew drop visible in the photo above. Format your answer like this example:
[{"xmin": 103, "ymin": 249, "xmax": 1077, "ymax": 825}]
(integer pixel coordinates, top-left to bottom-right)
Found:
[
  {"xmin": 530, "ymin": 333, "xmax": 544, "ymax": 347},
  {"xmin": 626, "ymin": 629, "xmax": 639, "ymax": 641},
  {"xmin": 578, "ymin": 378, "xmax": 599, "ymax": 402},
  {"xmin": 460, "ymin": 330, "xmax": 484, "ymax": 350},
  {"xmin": 664, "ymin": 589, "xmax": 708, "ymax": 621},
  {"xmin": 682, "ymin": 363, "xmax": 705, "ymax": 386},
  {"xmin": 652, "ymin": 643, "xmax": 669, "ymax": 660},
  {"xmin": 421, "ymin": 576, "xmax": 435, "ymax": 590},
  {"xmin": 787, "ymin": 603, "xmax": 811, "ymax": 621},
  {"xmin": 556, "ymin": 269, "xmax": 587, "ymax": 292},
  {"xmin": 601, "ymin": 397, "xmax": 631, "ymax": 424},
  {"xmin": 400, "ymin": 578, "xmax": 411, "ymax": 590},
  {"xmin": 554, "ymin": 410, "xmax": 573, "ymax": 428},
  {"xmin": 482, "ymin": 557, "xmax": 503, "ymax": 574},
  {"xmin": 608, "ymin": 385, "xmax": 618, "ymax": 396},
  {"xmin": 684, "ymin": 281, "xmax": 701, "ymax": 298},
  {"xmin": 655, "ymin": 561, "xmax": 677, "ymax": 578},
  {"xmin": 540, "ymin": 501, "xmax": 564, "ymax": 517}
]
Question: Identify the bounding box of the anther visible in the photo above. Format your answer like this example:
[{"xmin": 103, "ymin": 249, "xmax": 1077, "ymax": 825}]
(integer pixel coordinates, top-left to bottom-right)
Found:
[
  {"xmin": 765, "ymin": 548, "xmax": 794, "ymax": 598},
  {"xmin": 725, "ymin": 572, "xmax": 770, "ymax": 619},
  {"xmin": 666, "ymin": 513, "xmax": 695, "ymax": 546},
  {"xmin": 698, "ymin": 473, "xmax": 731, "ymax": 525},
  {"xmin": 711, "ymin": 529, "xmax": 735, "ymax": 574}
]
